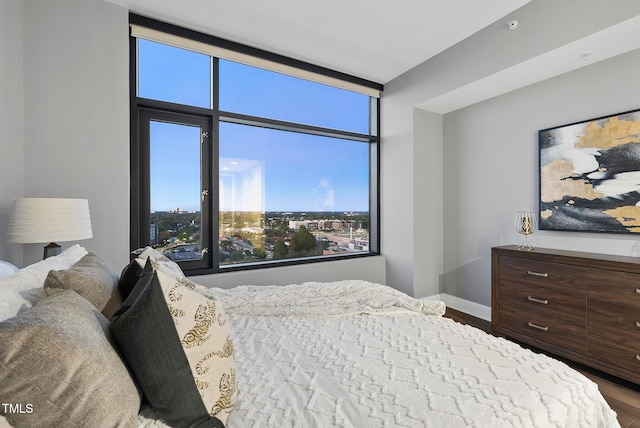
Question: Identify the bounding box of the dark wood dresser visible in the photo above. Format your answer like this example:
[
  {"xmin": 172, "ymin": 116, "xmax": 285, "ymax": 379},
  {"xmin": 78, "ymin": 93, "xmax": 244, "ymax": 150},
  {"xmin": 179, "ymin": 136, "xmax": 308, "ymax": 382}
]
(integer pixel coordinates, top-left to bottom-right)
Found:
[{"xmin": 492, "ymin": 245, "xmax": 640, "ymax": 385}]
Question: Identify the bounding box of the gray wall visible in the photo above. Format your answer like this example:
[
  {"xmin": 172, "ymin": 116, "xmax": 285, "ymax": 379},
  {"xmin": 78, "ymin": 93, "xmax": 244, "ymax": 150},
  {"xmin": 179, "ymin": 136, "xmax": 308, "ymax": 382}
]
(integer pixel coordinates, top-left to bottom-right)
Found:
[
  {"xmin": 412, "ymin": 109, "xmax": 443, "ymax": 299},
  {"xmin": 383, "ymin": 0, "xmax": 640, "ymax": 313},
  {"xmin": 1, "ymin": 0, "xmax": 386, "ymax": 287},
  {"xmin": 20, "ymin": 0, "xmax": 130, "ymax": 267},
  {"xmin": 442, "ymin": 49, "xmax": 640, "ymax": 307},
  {"xmin": 0, "ymin": 0, "xmax": 24, "ymax": 265}
]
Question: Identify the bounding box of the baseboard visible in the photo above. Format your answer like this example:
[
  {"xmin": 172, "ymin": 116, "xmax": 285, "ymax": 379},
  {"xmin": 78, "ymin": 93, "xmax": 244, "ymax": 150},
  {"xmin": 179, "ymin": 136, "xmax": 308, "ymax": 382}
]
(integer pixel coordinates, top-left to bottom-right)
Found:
[{"xmin": 421, "ymin": 293, "xmax": 491, "ymax": 322}]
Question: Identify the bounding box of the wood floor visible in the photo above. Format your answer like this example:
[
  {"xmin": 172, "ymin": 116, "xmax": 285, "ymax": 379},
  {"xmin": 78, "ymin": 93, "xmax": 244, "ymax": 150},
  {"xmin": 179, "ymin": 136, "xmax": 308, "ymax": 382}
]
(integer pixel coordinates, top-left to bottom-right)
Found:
[{"xmin": 444, "ymin": 308, "xmax": 640, "ymax": 428}]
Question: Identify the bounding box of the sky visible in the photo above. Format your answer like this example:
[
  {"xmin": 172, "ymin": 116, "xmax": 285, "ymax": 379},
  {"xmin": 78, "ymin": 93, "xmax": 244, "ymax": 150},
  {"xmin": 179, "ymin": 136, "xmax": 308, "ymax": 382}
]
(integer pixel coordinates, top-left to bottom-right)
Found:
[{"xmin": 139, "ymin": 39, "xmax": 371, "ymax": 213}]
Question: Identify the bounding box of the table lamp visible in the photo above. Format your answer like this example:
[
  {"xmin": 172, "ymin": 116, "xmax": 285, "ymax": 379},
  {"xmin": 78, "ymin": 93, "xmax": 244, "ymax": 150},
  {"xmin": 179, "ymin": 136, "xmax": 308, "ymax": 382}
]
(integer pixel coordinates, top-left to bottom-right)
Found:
[
  {"xmin": 514, "ymin": 209, "xmax": 536, "ymax": 251},
  {"xmin": 7, "ymin": 198, "xmax": 93, "ymax": 258}
]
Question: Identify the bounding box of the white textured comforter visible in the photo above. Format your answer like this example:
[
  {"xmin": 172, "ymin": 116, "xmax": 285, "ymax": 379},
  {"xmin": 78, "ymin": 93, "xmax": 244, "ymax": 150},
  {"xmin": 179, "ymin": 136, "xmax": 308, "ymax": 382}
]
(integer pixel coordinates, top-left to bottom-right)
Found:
[{"xmin": 139, "ymin": 280, "xmax": 620, "ymax": 428}]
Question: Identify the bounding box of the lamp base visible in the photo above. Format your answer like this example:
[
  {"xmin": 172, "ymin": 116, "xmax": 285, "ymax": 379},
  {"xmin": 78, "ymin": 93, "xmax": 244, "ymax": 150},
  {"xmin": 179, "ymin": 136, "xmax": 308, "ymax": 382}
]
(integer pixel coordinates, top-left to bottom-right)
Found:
[
  {"xmin": 43, "ymin": 242, "xmax": 62, "ymax": 259},
  {"xmin": 517, "ymin": 234, "xmax": 535, "ymax": 251}
]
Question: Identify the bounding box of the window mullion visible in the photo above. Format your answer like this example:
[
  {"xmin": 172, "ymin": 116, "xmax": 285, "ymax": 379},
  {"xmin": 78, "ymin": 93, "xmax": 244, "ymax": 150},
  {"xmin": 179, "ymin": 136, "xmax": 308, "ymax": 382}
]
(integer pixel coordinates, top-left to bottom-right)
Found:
[
  {"xmin": 211, "ymin": 57, "xmax": 221, "ymax": 272},
  {"xmin": 219, "ymin": 111, "xmax": 372, "ymax": 143}
]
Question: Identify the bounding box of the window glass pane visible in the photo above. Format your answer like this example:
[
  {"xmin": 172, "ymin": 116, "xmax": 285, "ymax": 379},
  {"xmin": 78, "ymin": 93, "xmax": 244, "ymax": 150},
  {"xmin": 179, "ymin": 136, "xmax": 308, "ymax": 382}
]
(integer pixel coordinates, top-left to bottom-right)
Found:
[
  {"xmin": 219, "ymin": 60, "xmax": 370, "ymax": 134},
  {"xmin": 138, "ymin": 39, "xmax": 211, "ymax": 108},
  {"xmin": 133, "ymin": 24, "xmax": 379, "ymax": 274},
  {"xmin": 219, "ymin": 122, "xmax": 370, "ymax": 266},
  {"xmin": 150, "ymin": 121, "xmax": 203, "ymax": 261}
]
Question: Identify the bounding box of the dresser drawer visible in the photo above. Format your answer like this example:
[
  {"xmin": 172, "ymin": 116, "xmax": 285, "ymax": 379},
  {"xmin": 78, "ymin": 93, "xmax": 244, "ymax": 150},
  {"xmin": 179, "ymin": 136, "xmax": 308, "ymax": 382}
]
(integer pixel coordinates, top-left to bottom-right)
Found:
[
  {"xmin": 588, "ymin": 331, "xmax": 640, "ymax": 374},
  {"xmin": 588, "ymin": 300, "xmax": 640, "ymax": 341},
  {"xmin": 588, "ymin": 268, "xmax": 640, "ymax": 308},
  {"xmin": 499, "ymin": 256, "xmax": 586, "ymax": 293},
  {"xmin": 500, "ymin": 285, "xmax": 586, "ymax": 321},
  {"xmin": 500, "ymin": 301, "xmax": 586, "ymax": 353}
]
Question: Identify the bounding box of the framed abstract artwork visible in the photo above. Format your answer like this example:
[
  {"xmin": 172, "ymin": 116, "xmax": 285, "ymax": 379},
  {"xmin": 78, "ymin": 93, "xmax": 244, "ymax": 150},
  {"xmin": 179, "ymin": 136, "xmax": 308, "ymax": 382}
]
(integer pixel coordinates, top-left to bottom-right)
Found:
[{"xmin": 539, "ymin": 108, "xmax": 640, "ymax": 234}]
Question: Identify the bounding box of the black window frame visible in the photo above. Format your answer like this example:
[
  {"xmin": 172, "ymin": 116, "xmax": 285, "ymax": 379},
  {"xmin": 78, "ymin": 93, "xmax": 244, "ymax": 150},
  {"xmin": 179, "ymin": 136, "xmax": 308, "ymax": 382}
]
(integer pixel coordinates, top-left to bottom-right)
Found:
[{"xmin": 129, "ymin": 14, "xmax": 382, "ymax": 275}]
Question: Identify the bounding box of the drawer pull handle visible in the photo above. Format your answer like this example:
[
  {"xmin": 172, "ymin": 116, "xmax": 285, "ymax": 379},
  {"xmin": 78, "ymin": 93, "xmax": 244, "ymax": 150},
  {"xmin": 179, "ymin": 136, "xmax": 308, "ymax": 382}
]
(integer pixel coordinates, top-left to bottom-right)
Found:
[
  {"xmin": 636, "ymin": 321, "xmax": 640, "ymax": 328},
  {"xmin": 527, "ymin": 270, "xmax": 549, "ymax": 278},
  {"xmin": 528, "ymin": 322, "xmax": 549, "ymax": 332},
  {"xmin": 636, "ymin": 289, "xmax": 640, "ymax": 294},
  {"xmin": 637, "ymin": 355, "xmax": 640, "ymax": 361},
  {"xmin": 527, "ymin": 296, "xmax": 549, "ymax": 305}
]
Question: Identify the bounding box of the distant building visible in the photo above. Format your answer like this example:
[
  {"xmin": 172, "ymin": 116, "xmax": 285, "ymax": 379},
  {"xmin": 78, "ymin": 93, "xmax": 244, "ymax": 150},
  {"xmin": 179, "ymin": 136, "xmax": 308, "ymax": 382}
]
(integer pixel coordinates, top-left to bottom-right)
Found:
[
  {"xmin": 150, "ymin": 223, "xmax": 159, "ymax": 245},
  {"xmin": 289, "ymin": 219, "xmax": 362, "ymax": 232}
]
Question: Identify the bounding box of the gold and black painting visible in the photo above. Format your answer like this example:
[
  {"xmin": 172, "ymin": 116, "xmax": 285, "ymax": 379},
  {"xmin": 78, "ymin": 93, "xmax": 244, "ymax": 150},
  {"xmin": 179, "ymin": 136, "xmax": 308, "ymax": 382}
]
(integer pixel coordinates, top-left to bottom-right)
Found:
[{"xmin": 539, "ymin": 108, "xmax": 640, "ymax": 233}]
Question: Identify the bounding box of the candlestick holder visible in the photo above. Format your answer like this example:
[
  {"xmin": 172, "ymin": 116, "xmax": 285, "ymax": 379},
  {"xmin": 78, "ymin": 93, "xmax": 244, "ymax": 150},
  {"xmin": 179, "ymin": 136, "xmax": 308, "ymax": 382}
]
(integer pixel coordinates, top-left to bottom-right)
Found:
[{"xmin": 515, "ymin": 210, "xmax": 536, "ymax": 251}]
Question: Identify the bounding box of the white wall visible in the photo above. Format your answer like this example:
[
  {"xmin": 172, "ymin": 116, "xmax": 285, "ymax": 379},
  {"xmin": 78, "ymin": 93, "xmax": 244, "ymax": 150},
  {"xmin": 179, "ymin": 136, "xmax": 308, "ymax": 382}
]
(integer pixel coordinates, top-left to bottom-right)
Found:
[
  {"xmin": 2, "ymin": 0, "xmax": 387, "ymax": 287},
  {"xmin": 0, "ymin": 0, "xmax": 24, "ymax": 265}
]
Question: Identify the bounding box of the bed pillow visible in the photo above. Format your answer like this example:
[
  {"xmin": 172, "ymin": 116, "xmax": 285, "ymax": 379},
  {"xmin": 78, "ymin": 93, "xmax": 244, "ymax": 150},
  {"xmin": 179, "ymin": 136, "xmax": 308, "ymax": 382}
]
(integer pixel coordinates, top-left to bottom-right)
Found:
[
  {"xmin": 0, "ymin": 245, "xmax": 87, "ymax": 322},
  {"xmin": 111, "ymin": 266, "xmax": 236, "ymax": 427},
  {"xmin": 43, "ymin": 252, "xmax": 123, "ymax": 319},
  {"xmin": 118, "ymin": 246, "xmax": 183, "ymax": 301},
  {"xmin": 133, "ymin": 246, "xmax": 215, "ymax": 298},
  {"xmin": 0, "ymin": 261, "xmax": 18, "ymax": 279},
  {"xmin": 118, "ymin": 258, "xmax": 144, "ymax": 300},
  {"xmin": 134, "ymin": 246, "xmax": 185, "ymax": 279},
  {"xmin": 0, "ymin": 290, "xmax": 140, "ymax": 427}
]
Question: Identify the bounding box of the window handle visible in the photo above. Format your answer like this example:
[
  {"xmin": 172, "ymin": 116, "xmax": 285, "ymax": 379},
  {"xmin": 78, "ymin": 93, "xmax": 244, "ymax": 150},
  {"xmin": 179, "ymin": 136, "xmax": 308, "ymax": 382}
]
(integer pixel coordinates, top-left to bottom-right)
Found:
[
  {"xmin": 201, "ymin": 248, "xmax": 209, "ymax": 257},
  {"xmin": 201, "ymin": 189, "xmax": 209, "ymax": 201}
]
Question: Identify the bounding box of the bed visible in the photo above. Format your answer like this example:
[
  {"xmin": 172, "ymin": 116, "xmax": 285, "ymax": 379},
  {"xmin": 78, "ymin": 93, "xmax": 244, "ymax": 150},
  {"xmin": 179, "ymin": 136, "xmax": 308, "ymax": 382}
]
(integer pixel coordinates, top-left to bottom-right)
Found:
[{"xmin": 0, "ymin": 246, "xmax": 621, "ymax": 428}]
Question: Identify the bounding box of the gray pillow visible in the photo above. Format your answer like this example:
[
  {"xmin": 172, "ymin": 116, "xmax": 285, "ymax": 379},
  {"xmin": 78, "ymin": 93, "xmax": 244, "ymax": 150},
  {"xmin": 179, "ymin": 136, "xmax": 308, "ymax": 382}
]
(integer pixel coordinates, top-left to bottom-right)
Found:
[
  {"xmin": 0, "ymin": 290, "xmax": 140, "ymax": 427},
  {"xmin": 44, "ymin": 252, "xmax": 122, "ymax": 319},
  {"xmin": 118, "ymin": 258, "xmax": 144, "ymax": 300}
]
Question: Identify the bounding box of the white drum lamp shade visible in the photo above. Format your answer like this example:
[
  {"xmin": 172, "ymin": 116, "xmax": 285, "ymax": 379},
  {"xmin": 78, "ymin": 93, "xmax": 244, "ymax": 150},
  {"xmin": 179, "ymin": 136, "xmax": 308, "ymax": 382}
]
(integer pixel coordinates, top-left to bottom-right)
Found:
[{"xmin": 7, "ymin": 198, "xmax": 93, "ymax": 258}]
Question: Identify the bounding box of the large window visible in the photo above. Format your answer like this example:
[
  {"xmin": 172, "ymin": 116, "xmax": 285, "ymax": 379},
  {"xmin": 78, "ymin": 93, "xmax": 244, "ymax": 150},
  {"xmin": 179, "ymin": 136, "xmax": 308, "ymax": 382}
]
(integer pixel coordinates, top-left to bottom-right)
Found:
[{"xmin": 130, "ymin": 15, "xmax": 381, "ymax": 274}]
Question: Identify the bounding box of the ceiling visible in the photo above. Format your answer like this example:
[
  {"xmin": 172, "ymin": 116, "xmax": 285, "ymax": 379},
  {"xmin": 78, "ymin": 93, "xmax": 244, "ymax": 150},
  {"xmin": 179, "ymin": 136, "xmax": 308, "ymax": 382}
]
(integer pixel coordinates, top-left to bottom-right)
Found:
[{"xmin": 103, "ymin": 0, "xmax": 532, "ymax": 84}]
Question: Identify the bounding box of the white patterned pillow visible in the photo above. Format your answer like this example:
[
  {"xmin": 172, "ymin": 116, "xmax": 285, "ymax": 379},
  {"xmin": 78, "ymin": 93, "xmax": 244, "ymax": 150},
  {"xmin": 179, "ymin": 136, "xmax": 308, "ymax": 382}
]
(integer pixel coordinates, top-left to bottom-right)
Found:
[
  {"xmin": 156, "ymin": 268, "xmax": 237, "ymax": 423},
  {"xmin": 133, "ymin": 246, "xmax": 184, "ymax": 279},
  {"xmin": 133, "ymin": 245, "xmax": 212, "ymax": 299}
]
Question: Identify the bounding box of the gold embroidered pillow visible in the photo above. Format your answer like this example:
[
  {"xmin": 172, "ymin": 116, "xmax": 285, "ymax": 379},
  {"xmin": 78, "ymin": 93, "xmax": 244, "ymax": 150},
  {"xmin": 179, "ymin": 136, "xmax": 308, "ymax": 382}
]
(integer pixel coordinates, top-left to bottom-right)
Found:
[
  {"xmin": 111, "ymin": 264, "xmax": 237, "ymax": 427},
  {"xmin": 157, "ymin": 268, "xmax": 237, "ymax": 423}
]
